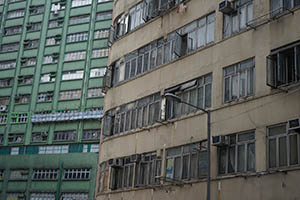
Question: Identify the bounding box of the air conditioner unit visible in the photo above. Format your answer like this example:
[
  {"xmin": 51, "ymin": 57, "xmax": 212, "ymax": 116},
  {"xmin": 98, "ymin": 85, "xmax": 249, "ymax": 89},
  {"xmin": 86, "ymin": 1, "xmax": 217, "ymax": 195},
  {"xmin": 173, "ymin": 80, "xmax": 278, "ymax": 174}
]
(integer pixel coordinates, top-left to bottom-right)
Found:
[
  {"xmin": 212, "ymin": 135, "xmax": 229, "ymax": 147},
  {"xmin": 0, "ymin": 105, "xmax": 7, "ymax": 112},
  {"xmin": 130, "ymin": 154, "xmax": 141, "ymax": 162},
  {"xmin": 288, "ymin": 118, "xmax": 300, "ymax": 130},
  {"xmin": 53, "ymin": 9, "xmax": 59, "ymax": 15},
  {"xmin": 108, "ymin": 158, "xmax": 123, "ymax": 167},
  {"xmin": 219, "ymin": 0, "xmax": 236, "ymax": 14},
  {"xmin": 41, "ymin": 131, "xmax": 48, "ymax": 136}
]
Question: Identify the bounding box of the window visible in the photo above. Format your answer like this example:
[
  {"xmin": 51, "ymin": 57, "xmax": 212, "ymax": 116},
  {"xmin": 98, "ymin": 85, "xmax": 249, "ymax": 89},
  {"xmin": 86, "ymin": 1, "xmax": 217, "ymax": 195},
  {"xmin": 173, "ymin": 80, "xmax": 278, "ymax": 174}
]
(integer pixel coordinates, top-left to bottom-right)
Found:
[
  {"xmin": 109, "ymin": 157, "xmax": 135, "ymax": 190},
  {"xmin": 0, "ymin": 115, "xmax": 8, "ymax": 124},
  {"xmin": 0, "ymin": 42, "xmax": 19, "ymax": 52},
  {"xmin": 90, "ymin": 68, "xmax": 106, "ymax": 77},
  {"xmin": 69, "ymin": 15, "xmax": 90, "ymax": 25},
  {"xmin": 165, "ymin": 142, "xmax": 207, "ymax": 180},
  {"xmin": 0, "ymin": 135, "xmax": 4, "ymax": 144},
  {"xmin": 30, "ymin": 193, "xmax": 55, "ymax": 200},
  {"xmin": 92, "ymin": 48, "xmax": 109, "ymax": 58},
  {"xmin": 82, "ymin": 129, "xmax": 100, "ymax": 140},
  {"xmin": 38, "ymin": 145, "xmax": 69, "ymax": 154},
  {"xmin": 15, "ymin": 95, "xmax": 30, "ymax": 104},
  {"xmin": 166, "ymin": 74, "xmax": 212, "ymax": 119},
  {"xmin": 71, "ymin": 0, "xmax": 92, "ymax": 7},
  {"xmin": 18, "ymin": 75, "xmax": 33, "ymax": 85},
  {"xmin": 48, "ymin": 18, "xmax": 64, "ymax": 28},
  {"xmin": 129, "ymin": 3, "xmax": 145, "ymax": 31},
  {"xmin": 218, "ymin": 131, "xmax": 255, "ymax": 174},
  {"xmin": 267, "ymin": 41, "xmax": 300, "ymax": 88},
  {"xmin": 98, "ymin": 0, "xmax": 111, "ymax": 2},
  {"xmin": 37, "ymin": 92, "xmax": 53, "ymax": 102},
  {"xmin": 224, "ymin": 58, "xmax": 254, "ymax": 102},
  {"xmin": 268, "ymin": 123, "xmax": 300, "ymax": 168},
  {"xmin": 0, "ymin": 0, "xmax": 3, "ymax": 4},
  {"xmin": 96, "ymin": 11, "xmax": 112, "ymax": 21},
  {"xmin": 51, "ymin": 2, "xmax": 65, "ymax": 11},
  {"xmin": 4, "ymin": 26, "xmax": 22, "ymax": 35},
  {"xmin": 112, "ymin": 13, "xmax": 215, "ymax": 85},
  {"xmin": 11, "ymin": 147, "xmax": 20, "ymax": 155},
  {"xmin": 0, "ymin": 169, "xmax": 3, "ymax": 180},
  {"xmin": 98, "ymin": 161, "xmax": 109, "ymax": 192},
  {"xmin": 0, "ymin": 60, "xmax": 16, "ymax": 70},
  {"xmin": 32, "ymin": 169, "xmax": 58, "ymax": 180},
  {"xmin": 54, "ymin": 130, "xmax": 76, "ymax": 142},
  {"xmin": 64, "ymin": 51, "xmax": 86, "ymax": 61},
  {"xmin": 64, "ymin": 168, "xmax": 90, "ymax": 180},
  {"xmin": 61, "ymin": 193, "xmax": 88, "ymax": 200},
  {"xmin": 29, "ymin": 5, "xmax": 44, "ymax": 15},
  {"xmin": 21, "ymin": 57, "xmax": 36, "ymax": 67},
  {"xmin": 0, "ymin": 78, "xmax": 13, "ymax": 88},
  {"xmin": 223, "ymin": 0, "xmax": 253, "ymax": 38},
  {"xmin": 9, "ymin": 169, "xmax": 28, "ymax": 180},
  {"xmin": 62, "ymin": 70, "xmax": 84, "ymax": 80},
  {"xmin": 11, "ymin": 113, "xmax": 28, "ymax": 123},
  {"xmin": 26, "ymin": 22, "xmax": 42, "ymax": 31},
  {"xmin": 45, "ymin": 35, "xmax": 61, "ymax": 46},
  {"xmin": 40, "ymin": 73, "xmax": 56, "ymax": 83},
  {"xmin": 94, "ymin": 29, "xmax": 109, "ymax": 39},
  {"xmin": 24, "ymin": 39, "xmax": 39, "ymax": 49},
  {"xmin": 67, "ymin": 32, "xmax": 88, "ymax": 43},
  {"xmin": 43, "ymin": 54, "xmax": 59, "ymax": 64},
  {"xmin": 32, "ymin": 131, "xmax": 48, "ymax": 142},
  {"xmin": 83, "ymin": 144, "xmax": 99, "ymax": 153},
  {"xmin": 103, "ymin": 93, "xmax": 161, "ymax": 137},
  {"xmin": 135, "ymin": 152, "xmax": 162, "ymax": 187},
  {"xmin": 87, "ymin": 88, "xmax": 104, "ymax": 98},
  {"xmin": 270, "ymin": 0, "xmax": 300, "ymax": 16},
  {"xmin": 7, "ymin": 9, "xmax": 25, "ymax": 19},
  {"xmin": 0, "ymin": 97, "xmax": 10, "ymax": 105},
  {"xmin": 7, "ymin": 193, "xmax": 25, "ymax": 200},
  {"xmin": 59, "ymin": 90, "xmax": 81, "ymax": 100}
]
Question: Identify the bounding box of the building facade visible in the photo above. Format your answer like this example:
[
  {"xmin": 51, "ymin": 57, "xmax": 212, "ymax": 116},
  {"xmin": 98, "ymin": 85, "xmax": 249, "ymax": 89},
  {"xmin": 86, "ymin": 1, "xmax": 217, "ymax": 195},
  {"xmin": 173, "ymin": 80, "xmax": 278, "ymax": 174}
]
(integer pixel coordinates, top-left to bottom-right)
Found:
[
  {"xmin": 0, "ymin": 0, "xmax": 113, "ymax": 199},
  {"xmin": 97, "ymin": 0, "xmax": 300, "ymax": 200}
]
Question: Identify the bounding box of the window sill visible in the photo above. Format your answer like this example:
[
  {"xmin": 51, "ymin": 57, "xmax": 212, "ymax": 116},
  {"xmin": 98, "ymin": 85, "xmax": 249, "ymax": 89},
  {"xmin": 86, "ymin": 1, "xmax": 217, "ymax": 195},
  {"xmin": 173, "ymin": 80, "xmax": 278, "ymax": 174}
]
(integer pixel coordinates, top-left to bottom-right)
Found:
[
  {"xmin": 89, "ymin": 76, "xmax": 104, "ymax": 79},
  {"xmin": 71, "ymin": 4, "xmax": 92, "ymax": 9},
  {"xmin": 21, "ymin": 65, "xmax": 36, "ymax": 68},
  {"xmin": 86, "ymin": 96, "xmax": 104, "ymax": 99},
  {"xmin": 0, "ymin": 50, "xmax": 18, "ymax": 54},
  {"xmin": 47, "ymin": 26, "xmax": 63, "ymax": 30},
  {"xmin": 57, "ymin": 99, "xmax": 81, "ymax": 102},
  {"xmin": 93, "ymin": 37, "xmax": 108, "ymax": 41},
  {"xmin": 96, "ymin": 19, "xmax": 112, "ymax": 23},
  {"xmin": 223, "ymin": 94, "xmax": 255, "ymax": 106},
  {"xmin": 24, "ymin": 47, "xmax": 39, "ymax": 51},
  {"xmin": 62, "ymin": 179, "xmax": 90, "ymax": 181},
  {"xmin": 66, "ymin": 40, "xmax": 88, "ymax": 44},
  {"xmin": 45, "ymin": 44, "xmax": 60, "ymax": 47},
  {"xmin": 6, "ymin": 16, "xmax": 25, "ymax": 20},
  {"xmin": 29, "ymin": 13, "xmax": 43, "ymax": 17},
  {"xmin": 14, "ymin": 103, "xmax": 29, "ymax": 105},
  {"xmin": 0, "ymin": 86, "xmax": 13, "ymax": 89},
  {"xmin": 61, "ymin": 79, "xmax": 83, "ymax": 82},
  {"xmin": 26, "ymin": 30, "xmax": 41, "ymax": 33},
  {"xmin": 42, "ymin": 63, "xmax": 58, "ymax": 66},
  {"xmin": 40, "ymin": 81, "xmax": 55, "ymax": 84},
  {"xmin": 32, "ymin": 179, "xmax": 57, "ymax": 181},
  {"xmin": 3, "ymin": 33, "xmax": 22, "ymax": 37},
  {"xmin": 36, "ymin": 101, "xmax": 52, "ymax": 104},
  {"xmin": 90, "ymin": 56, "xmax": 108, "ymax": 60},
  {"xmin": 97, "ymin": 1, "xmax": 113, "ymax": 4},
  {"xmin": 0, "ymin": 68, "xmax": 16, "ymax": 71},
  {"xmin": 63, "ymin": 59, "xmax": 85, "ymax": 63},
  {"xmin": 68, "ymin": 22, "xmax": 90, "ymax": 27},
  {"xmin": 18, "ymin": 83, "xmax": 33, "ymax": 86}
]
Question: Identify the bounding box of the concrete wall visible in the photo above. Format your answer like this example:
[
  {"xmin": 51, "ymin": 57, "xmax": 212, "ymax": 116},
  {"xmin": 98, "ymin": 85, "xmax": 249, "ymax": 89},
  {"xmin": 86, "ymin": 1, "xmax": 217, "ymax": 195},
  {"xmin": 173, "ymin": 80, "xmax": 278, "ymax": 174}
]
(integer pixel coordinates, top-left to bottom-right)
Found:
[{"xmin": 97, "ymin": 0, "xmax": 300, "ymax": 199}]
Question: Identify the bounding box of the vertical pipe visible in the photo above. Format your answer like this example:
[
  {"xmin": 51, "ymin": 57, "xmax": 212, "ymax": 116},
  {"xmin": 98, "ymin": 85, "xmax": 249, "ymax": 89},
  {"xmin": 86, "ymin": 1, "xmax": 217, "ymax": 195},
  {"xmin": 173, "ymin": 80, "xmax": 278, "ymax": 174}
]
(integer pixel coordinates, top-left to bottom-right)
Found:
[
  {"xmin": 56, "ymin": 161, "xmax": 64, "ymax": 200},
  {"xmin": 207, "ymin": 111, "xmax": 211, "ymax": 200}
]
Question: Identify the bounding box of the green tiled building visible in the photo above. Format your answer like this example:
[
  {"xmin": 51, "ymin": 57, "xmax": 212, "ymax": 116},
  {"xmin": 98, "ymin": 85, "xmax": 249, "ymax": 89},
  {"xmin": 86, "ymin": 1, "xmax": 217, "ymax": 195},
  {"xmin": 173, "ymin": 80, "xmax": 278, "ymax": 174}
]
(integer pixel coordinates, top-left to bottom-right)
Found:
[{"xmin": 0, "ymin": 0, "xmax": 112, "ymax": 199}]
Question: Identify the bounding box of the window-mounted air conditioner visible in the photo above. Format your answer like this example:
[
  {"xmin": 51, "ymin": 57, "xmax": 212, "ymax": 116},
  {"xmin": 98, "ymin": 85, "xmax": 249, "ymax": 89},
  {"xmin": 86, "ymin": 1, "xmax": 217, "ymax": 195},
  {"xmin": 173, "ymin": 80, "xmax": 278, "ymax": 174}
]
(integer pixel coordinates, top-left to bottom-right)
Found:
[
  {"xmin": 0, "ymin": 105, "xmax": 8, "ymax": 112},
  {"xmin": 219, "ymin": 0, "xmax": 236, "ymax": 14},
  {"xmin": 108, "ymin": 158, "xmax": 124, "ymax": 167},
  {"xmin": 288, "ymin": 118, "xmax": 300, "ymax": 130},
  {"xmin": 130, "ymin": 154, "xmax": 141, "ymax": 162},
  {"xmin": 212, "ymin": 135, "xmax": 229, "ymax": 147}
]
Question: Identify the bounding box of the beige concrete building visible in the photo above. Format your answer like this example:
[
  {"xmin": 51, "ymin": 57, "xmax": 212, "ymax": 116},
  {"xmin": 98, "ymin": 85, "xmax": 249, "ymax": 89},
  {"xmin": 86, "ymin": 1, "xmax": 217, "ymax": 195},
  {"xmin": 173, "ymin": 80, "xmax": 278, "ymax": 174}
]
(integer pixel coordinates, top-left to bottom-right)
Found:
[{"xmin": 96, "ymin": 0, "xmax": 300, "ymax": 199}]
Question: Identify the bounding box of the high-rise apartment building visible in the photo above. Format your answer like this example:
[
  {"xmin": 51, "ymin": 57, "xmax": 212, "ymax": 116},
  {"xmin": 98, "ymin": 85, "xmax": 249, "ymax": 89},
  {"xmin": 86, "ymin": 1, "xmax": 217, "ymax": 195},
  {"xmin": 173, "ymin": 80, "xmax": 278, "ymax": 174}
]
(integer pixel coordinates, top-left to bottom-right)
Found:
[
  {"xmin": 97, "ymin": 0, "xmax": 300, "ymax": 199},
  {"xmin": 0, "ymin": 0, "xmax": 112, "ymax": 199}
]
